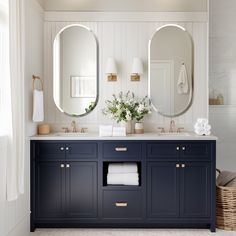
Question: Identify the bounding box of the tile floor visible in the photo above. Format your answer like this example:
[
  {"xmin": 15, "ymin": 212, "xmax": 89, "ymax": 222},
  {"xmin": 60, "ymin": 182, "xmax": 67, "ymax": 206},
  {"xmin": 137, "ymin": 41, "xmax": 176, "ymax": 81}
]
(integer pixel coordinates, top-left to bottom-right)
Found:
[{"xmin": 30, "ymin": 229, "xmax": 236, "ymax": 236}]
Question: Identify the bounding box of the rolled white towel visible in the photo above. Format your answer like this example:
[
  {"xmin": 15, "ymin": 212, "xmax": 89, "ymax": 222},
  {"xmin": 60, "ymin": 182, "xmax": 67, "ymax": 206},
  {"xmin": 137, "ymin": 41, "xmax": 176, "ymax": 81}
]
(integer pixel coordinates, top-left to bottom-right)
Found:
[
  {"xmin": 99, "ymin": 125, "xmax": 113, "ymax": 137},
  {"xmin": 196, "ymin": 118, "xmax": 209, "ymax": 125},
  {"xmin": 107, "ymin": 173, "xmax": 139, "ymax": 186},
  {"xmin": 194, "ymin": 118, "xmax": 211, "ymax": 136},
  {"xmin": 194, "ymin": 124, "xmax": 211, "ymax": 136},
  {"xmin": 108, "ymin": 163, "xmax": 138, "ymax": 174}
]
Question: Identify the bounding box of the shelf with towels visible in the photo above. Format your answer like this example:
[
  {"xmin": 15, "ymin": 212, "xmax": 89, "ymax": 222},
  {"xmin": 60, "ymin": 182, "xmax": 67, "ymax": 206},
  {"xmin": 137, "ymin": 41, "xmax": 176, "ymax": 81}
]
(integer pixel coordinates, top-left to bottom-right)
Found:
[{"xmin": 103, "ymin": 162, "xmax": 141, "ymax": 187}]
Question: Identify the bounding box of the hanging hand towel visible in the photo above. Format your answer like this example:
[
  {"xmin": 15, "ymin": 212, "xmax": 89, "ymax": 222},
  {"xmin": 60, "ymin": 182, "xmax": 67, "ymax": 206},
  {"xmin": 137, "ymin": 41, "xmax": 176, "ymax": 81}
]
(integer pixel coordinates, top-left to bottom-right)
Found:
[
  {"xmin": 33, "ymin": 89, "xmax": 44, "ymax": 122},
  {"xmin": 177, "ymin": 64, "xmax": 189, "ymax": 94}
]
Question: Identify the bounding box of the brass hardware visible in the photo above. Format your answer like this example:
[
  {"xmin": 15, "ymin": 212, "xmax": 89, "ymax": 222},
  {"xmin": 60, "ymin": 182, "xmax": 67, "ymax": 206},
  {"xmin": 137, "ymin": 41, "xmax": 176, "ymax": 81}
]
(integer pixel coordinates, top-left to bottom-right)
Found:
[
  {"xmin": 169, "ymin": 120, "xmax": 175, "ymax": 133},
  {"xmin": 181, "ymin": 164, "xmax": 186, "ymax": 168},
  {"xmin": 176, "ymin": 164, "xmax": 180, "ymax": 168},
  {"xmin": 107, "ymin": 74, "xmax": 117, "ymax": 82},
  {"xmin": 182, "ymin": 147, "xmax": 186, "ymax": 151},
  {"xmin": 115, "ymin": 202, "xmax": 128, "ymax": 207},
  {"xmin": 115, "ymin": 147, "xmax": 128, "ymax": 152},
  {"xmin": 81, "ymin": 127, "xmax": 88, "ymax": 133},
  {"xmin": 60, "ymin": 147, "xmax": 64, "ymax": 151},
  {"xmin": 66, "ymin": 147, "xmax": 69, "ymax": 151},
  {"xmin": 176, "ymin": 147, "xmax": 180, "ymax": 151},
  {"xmin": 62, "ymin": 127, "xmax": 69, "ymax": 133},
  {"xmin": 66, "ymin": 164, "xmax": 70, "ymax": 168},
  {"xmin": 71, "ymin": 121, "xmax": 77, "ymax": 133},
  {"xmin": 60, "ymin": 164, "xmax": 65, "ymax": 168},
  {"xmin": 32, "ymin": 75, "xmax": 43, "ymax": 91},
  {"xmin": 177, "ymin": 127, "xmax": 185, "ymax": 133},
  {"xmin": 131, "ymin": 74, "xmax": 140, "ymax": 82},
  {"xmin": 158, "ymin": 127, "xmax": 165, "ymax": 133}
]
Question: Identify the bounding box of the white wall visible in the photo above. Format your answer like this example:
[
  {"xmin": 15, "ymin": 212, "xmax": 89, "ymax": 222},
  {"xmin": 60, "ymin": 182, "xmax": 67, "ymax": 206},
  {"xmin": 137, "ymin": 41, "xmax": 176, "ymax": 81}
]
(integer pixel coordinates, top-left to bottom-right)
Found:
[
  {"xmin": 38, "ymin": 0, "xmax": 207, "ymax": 12},
  {"xmin": 209, "ymin": 0, "xmax": 236, "ymax": 171},
  {"xmin": 0, "ymin": 1, "xmax": 44, "ymax": 236},
  {"xmin": 43, "ymin": 12, "xmax": 208, "ymax": 133}
]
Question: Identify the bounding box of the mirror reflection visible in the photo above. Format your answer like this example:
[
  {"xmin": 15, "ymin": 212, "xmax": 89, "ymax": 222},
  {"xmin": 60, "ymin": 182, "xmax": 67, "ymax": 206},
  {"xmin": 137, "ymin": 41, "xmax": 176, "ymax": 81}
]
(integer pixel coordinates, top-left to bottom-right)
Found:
[
  {"xmin": 53, "ymin": 25, "xmax": 98, "ymax": 116},
  {"xmin": 149, "ymin": 25, "xmax": 193, "ymax": 117}
]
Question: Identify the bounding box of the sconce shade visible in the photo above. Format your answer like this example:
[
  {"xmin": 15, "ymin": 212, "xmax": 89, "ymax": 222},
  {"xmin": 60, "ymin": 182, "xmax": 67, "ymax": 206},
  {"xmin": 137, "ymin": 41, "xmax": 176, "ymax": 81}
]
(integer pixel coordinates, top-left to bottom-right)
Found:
[
  {"xmin": 132, "ymin": 57, "xmax": 143, "ymax": 75},
  {"xmin": 106, "ymin": 57, "xmax": 117, "ymax": 74}
]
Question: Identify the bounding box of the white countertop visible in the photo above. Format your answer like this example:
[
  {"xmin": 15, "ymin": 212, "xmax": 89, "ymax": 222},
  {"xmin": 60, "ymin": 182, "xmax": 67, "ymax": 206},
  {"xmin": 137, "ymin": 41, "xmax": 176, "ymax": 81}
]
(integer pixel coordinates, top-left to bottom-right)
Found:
[{"xmin": 29, "ymin": 132, "xmax": 218, "ymax": 141}]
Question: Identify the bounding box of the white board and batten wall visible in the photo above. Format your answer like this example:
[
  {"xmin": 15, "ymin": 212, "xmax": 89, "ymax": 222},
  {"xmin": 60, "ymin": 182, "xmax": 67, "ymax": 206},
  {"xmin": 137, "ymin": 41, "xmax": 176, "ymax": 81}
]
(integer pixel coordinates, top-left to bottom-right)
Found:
[{"xmin": 44, "ymin": 11, "xmax": 209, "ymax": 132}]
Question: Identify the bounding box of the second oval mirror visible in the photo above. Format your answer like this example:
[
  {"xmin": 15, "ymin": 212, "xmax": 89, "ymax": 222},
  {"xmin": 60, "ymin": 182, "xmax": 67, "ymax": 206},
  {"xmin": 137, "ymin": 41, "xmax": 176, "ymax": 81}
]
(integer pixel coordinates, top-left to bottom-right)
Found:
[
  {"xmin": 53, "ymin": 25, "xmax": 98, "ymax": 116},
  {"xmin": 149, "ymin": 25, "xmax": 193, "ymax": 117}
]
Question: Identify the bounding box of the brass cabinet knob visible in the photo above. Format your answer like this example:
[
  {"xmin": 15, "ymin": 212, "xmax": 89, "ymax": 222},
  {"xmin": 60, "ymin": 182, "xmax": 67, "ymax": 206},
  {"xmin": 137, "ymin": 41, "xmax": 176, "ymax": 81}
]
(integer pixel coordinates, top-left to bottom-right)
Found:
[
  {"xmin": 60, "ymin": 164, "xmax": 65, "ymax": 168},
  {"xmin": 182, "ymin": 147, "xmax": 186, "ymax": 151},
  {"xmin": 60, "ymin": 147, "xmax": 64, "ymax": 151},
  {"xmin": 115, "ymin": 147, "xmax": 128, "ymax": 152},
  {"xmin": 181, "ymin": 164, "xmax": 186, "ymax": 168},
  {"xmin": 115, "ymin": 202, "xmax": 128, "ymax": 207},
  {"xmin": 176, "ymin": 164, "xmax": 180, "ymax": 168},
  {"xmin": 176, "ymin": 147, "xmax": 180, "ymax": 151}
]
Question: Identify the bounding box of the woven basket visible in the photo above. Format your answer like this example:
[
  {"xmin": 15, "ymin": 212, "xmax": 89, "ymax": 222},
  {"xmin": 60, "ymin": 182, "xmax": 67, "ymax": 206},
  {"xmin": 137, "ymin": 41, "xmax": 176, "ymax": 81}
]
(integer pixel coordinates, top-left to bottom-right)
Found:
[{"xmin": 216, "ymin": 169, "xmax": 236, "ymax": 230}]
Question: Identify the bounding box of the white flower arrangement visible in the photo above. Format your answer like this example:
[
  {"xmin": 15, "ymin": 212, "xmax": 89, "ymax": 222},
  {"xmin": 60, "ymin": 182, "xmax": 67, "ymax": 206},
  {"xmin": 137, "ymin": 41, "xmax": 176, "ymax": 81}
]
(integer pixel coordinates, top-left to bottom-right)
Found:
[{"xmin": 103, "ymin": 91, "xmax": 152, "ymax": 123}]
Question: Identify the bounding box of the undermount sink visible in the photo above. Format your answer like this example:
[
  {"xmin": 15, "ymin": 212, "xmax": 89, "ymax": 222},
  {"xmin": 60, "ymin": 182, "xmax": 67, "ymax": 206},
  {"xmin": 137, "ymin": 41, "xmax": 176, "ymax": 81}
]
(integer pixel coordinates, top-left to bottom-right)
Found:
[
  {"xmin": 54, "ymin": 132, "xmax": 89, "ymax": 137},
  {"xmin": 158, "ymin": 132, "xmax": 191, "ymax": 136}
]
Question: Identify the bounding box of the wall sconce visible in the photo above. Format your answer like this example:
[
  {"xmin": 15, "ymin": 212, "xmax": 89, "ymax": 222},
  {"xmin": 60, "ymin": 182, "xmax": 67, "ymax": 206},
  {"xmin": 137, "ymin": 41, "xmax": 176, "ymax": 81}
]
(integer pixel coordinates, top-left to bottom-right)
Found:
[
  {"xmin": 106, "ymin": 57, "xmax": 117, "ymax": 81},
  {"xmin": 131, "ymin": 57, "xmax": 143, "ymax": 81}
]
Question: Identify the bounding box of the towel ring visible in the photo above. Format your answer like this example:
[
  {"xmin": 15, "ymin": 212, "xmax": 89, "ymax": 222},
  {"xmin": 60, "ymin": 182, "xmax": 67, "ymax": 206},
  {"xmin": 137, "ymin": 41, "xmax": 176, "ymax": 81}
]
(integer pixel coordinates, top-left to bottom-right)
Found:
[{"xmin": 32, "ymin": 75, "xmax": 43, "ymax": 91}]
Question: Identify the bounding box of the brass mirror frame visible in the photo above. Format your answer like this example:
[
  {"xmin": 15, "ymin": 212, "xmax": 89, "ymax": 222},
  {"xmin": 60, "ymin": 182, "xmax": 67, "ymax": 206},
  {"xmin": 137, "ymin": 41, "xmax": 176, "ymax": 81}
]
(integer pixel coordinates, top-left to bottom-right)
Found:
[
  {"xmin": 148, "ymin": 24, "xmax": 194, "ymax": 118},
  {"xmin": 53, "ymin": 24, "xmax": 99, "ymax": 117}
]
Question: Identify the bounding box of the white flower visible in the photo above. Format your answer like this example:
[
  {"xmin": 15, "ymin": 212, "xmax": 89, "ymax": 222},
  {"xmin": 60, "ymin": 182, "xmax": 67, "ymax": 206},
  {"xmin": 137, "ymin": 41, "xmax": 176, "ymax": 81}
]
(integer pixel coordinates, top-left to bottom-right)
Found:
[{"xmin": 137, "ymin": 104, "xmax": 145, "ymax": 113}]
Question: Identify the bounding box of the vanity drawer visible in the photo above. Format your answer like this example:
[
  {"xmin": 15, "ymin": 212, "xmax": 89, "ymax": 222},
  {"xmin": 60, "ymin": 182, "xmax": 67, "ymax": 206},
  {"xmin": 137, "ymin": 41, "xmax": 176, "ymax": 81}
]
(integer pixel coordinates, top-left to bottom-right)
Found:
[
  {"xmin": 180, "ymin": 142, "xmax": 211, "ymax": 160},
  {"xmin": 102, "ymin": 142, "xmax": 142, "ymax": 159},
  {"xmin": 147, "ymin": 143, "xmax": 179, "ymax": 160},
  {"xmin": 102, "ymin": 190, "xmax": 142, "ymax": 219},
  {"xmin": 65, "ymin": 142, "xmax": 98, "ymax": 159},
  {"xmin": 35, "ymin": 142, "xmax": 65, "ymax": 160}
]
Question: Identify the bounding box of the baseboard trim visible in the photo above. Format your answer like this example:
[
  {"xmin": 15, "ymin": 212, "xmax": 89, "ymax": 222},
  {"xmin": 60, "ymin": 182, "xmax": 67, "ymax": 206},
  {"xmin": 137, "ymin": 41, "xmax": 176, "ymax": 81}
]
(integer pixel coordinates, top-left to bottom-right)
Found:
[{"xmin": 7, "ymin": 214, "xmax": 30, "ymax": 236}]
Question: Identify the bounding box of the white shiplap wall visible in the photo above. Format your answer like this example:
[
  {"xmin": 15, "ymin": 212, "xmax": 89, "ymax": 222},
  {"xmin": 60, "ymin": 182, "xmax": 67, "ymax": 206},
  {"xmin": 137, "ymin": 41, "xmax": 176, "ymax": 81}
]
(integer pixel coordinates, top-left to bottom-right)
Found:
[
  {"xmin": 0, "ymin": 1, "xmax": 43, "ymax": 236},
  {"xmin": 44, "ymin": 12, "xmax": 208, "ymax": 132},
  {"xmin": 209, "ymin": 0, "xmax": 236, "ymax": 171}
]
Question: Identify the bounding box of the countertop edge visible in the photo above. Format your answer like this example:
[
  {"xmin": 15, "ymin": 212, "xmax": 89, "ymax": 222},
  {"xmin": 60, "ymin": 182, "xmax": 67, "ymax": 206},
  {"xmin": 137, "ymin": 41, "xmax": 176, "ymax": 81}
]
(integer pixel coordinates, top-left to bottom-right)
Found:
[{"xmin": 29, "ymin": 132, "xmax": 218, "ymax": 141}]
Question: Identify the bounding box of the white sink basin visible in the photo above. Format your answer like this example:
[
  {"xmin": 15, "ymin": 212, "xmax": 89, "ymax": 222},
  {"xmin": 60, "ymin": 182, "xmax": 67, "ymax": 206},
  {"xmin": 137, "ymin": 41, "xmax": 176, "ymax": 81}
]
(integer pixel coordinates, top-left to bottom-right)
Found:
[
  {"xmin": 158, "ymin": 132, "xmax": 191, "ymax": 136},
  {"xmin": 54, "ymin": 132, "xmax": 89, "ymax": 137}
]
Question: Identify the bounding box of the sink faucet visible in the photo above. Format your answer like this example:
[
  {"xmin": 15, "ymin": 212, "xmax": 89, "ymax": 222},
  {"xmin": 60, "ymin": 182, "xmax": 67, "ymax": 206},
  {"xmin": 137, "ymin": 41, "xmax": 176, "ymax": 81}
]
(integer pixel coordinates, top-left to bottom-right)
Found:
[
  {"xmin": 169, "ymin": 120, "xmax": 175, "ymax": 133},
  {"xmin": 71, "ymin": 120, "xmax": 77, "ymax": 133}
]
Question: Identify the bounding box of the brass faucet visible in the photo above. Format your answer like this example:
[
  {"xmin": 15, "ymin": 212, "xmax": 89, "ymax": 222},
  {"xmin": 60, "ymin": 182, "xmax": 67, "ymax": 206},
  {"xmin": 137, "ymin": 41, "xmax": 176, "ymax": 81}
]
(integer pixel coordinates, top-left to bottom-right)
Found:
[
  {"xmin": 169, "ymin": 120, "xmax": 175, "ymax": 133},
  {"xmin": 71, "ymin": 120, "xmax": 77, "ymax": 133}
]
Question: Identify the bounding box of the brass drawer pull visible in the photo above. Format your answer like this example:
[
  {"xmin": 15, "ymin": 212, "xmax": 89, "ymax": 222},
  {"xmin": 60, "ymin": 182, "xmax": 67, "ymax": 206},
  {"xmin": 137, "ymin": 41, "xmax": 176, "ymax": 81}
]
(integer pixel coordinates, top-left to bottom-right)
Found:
[
  {"xmin": 115, "ymin": 202, "xmax": 128, "ymax": 207},
  {"xmin": 115, "ymin": 147, "xmax": 128, "ymax": 152}
]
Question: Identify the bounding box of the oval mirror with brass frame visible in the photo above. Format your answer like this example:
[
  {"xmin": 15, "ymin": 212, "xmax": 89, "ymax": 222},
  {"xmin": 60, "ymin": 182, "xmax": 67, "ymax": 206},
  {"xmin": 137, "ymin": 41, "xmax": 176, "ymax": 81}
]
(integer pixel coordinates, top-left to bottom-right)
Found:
[
  {"xmin": 53, "ymin": 24, "xmax": 99, "ymax": 117},
  {"xmin": 148, "ymin": 24, "xmax": 194, "ymax": 117}
]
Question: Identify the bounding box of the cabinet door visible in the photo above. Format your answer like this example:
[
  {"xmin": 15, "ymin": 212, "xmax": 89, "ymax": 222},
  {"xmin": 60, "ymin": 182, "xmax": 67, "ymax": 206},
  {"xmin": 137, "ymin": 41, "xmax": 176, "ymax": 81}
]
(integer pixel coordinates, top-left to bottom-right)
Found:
[
  {"xmin": 36, "ymin": 162, "xmax": 65, "ymax": 218},
  {"xmin": 66, "ymin": 162, "xmax": 97, "ymax": 218},
  {"xmin": 147, "ymin": 162, "xmax": 179, "ymax": 218},
  {"xmin": 180, "ymin": 162, "xmax": 211, "ymax": 218}
]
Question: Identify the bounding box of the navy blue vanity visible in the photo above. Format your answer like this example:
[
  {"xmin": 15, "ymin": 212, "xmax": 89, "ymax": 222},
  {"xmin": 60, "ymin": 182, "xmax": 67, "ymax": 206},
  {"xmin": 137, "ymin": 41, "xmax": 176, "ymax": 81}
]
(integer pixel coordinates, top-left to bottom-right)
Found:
[{"xmin": 30, "ymin": 137, "xmax": 216, "ymax": 232}]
